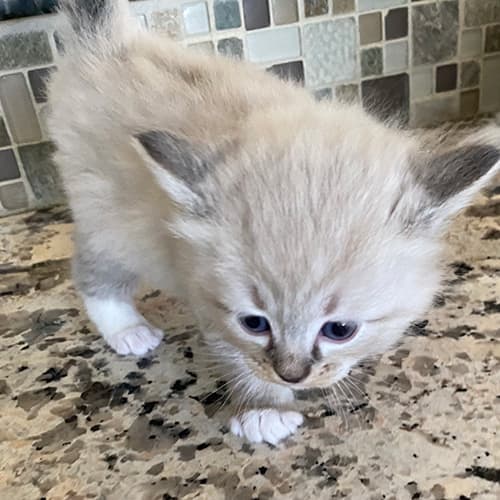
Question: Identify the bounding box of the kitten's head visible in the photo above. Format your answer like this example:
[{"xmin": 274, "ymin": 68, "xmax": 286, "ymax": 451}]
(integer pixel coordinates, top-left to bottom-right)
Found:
[{"xmin": 135, "ymin": 104, "xmax": 500, "ymax": 389}]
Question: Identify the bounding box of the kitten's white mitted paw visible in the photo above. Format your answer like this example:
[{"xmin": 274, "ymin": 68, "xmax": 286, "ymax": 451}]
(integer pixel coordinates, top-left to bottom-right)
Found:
[
  {"xmin": 84, "ymin": 296, "xmax": 163, "ymax": 356},
  {"xmin": 230, "ymin": 409, "xmax": 303, "ymax": 445},
  {"xmin": 107, "ymin": 324, "xmax": 163, "ymax": 356}
]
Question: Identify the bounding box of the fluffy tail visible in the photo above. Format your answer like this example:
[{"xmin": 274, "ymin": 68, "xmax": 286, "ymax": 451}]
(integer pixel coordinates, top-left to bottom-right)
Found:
[{"xmin": 57, "ymin": 0, "xmax": 133, "ymax": 53}]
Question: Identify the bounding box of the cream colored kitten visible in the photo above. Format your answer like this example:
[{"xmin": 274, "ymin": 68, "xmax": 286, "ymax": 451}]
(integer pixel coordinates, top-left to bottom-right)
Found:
[{"xmin": 48, "ymin": 1, "xmax": 500, "ymax": 445}]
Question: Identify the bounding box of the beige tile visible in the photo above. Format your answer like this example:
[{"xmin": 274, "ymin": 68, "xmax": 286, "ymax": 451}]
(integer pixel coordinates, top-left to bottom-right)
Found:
[
  {"xmin": 359, "ymin": 12, "xmax": 382, "ymax": 45},
  {"xmin": 0, "ymin": 182, "xmax": 28, "ymax": 210},
  {"xmin": 271, "ymin": 0, "xmax": 298, "ymax": 25},
  {"xmin": 332, "ymin": 0, "xmax": 355, "ymax": 15},
  {"xmin": 460, "ymin": 29, "xmax": 482, "ymax": 58},
  {"xmin": 411, "ymin": 66, "xmax": 433, "ymax": 100},
  {"xmin": 411, "ymin": 95, "xmax": 459, "ymax": 127},
  {"xmin": 460, "ymin": 89, "xmax": 480, "ymax": 118},
  {"xmin": 480, "ymin": 55, "xmax": 500, "ymax": 112},
  {"xmin": 0, "ymin": 73, "xmax": 42, "ymax": 144}
]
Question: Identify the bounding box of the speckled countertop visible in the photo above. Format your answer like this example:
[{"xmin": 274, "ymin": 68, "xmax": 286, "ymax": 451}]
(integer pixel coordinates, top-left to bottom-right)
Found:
[{"xmin": 0, "ymin": 183, "xmax": 499, "ymax": 500}]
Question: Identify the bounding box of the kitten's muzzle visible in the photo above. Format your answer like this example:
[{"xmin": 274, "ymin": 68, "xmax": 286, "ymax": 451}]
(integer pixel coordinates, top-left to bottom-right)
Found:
[{"xmin": 270, "ymin": 351, "xmax": 312, "ymax": 384}]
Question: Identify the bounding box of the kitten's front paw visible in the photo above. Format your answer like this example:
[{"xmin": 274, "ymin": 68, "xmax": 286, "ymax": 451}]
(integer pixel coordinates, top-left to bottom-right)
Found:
[
  {"xmin": 229, "ymin": 409, "xmax": 303, "ymax": 445},
  {"xmin": 107, "ymin": 324, "xmax": 163, "ymax": 356}
]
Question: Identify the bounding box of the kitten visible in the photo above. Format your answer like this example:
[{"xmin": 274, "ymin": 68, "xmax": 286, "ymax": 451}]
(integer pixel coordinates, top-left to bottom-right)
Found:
[{"xmin": 48, "ymin": 0, "xmax": 500, "ymax": 445}]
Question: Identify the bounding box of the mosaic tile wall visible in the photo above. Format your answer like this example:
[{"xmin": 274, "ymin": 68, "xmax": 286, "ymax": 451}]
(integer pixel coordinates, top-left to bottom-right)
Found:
[{"xmin": 0, "ymin": 0, "xmax": 499, "ymax": 216}]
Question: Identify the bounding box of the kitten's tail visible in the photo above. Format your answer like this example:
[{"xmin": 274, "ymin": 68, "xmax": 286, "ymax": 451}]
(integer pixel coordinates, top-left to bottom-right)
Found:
[{"xmin": 57, "ymin": 0, "xmax": 134, "ymax": 54}]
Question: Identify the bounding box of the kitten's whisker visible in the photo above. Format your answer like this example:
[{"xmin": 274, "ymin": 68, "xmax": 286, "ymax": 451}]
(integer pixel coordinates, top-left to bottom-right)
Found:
[
  {"xmin": 333, "ymin": 386, "xmax": 347, "ymax": 430},
  {"xmin": 212, "ymin": 372, "xmax": 248, "ymax": 414},
  {"xmin": 216, "ymin": 383, "xmax": 239, "ymax": 413},
  {"xmin": 338, "ymin": 379, "xmax": 356, "ymax": 409},
  {"xmin": 192, "ymin": 364, "xmax": 239, "ymax": 378},
  {"xmin": 321, "ymin": 387, "xmax": 336, "ymax": 417},
  {"xmin": 210, "ymin": 371, "xmax": 246, "ymax": 393},
  {"xmin": 339, "ymin": 379, "xmax": 362, "ymax": 431},
  {"xmin": 191, "ymin": 366, "xmax": 231, "ymax": 376},
  {"xmin": 234, "ymin": 380, "xmax": 251, "ymax": 416},
  {"xmin": 198, "ymin": 374, "xmax": 242, "ymax": 404},
  {"xmin": 194, "ymin": 354, "xmax": 242, "ymax": 362},
  {"xmin": 198, "ymin": 373, "xmax": 251, "ymax": 417},
  {"xmin": 335, "ymin": 381, "xmax": 352, "ymax": 431},
  {"xmin": 343, "ymin": 375, "xmax": 366, "ymax": 399},
  {"xmin": 227, "ymin": 373, "xmax": 252, "ymax": 408},
  {"xmin": 347, "ymin": 371, "xmax": 368, "ymax": 388},
  {"xmin": 234, "ymin": 375, "xmax": 256, "ymax": 416},
  {"xmin": 329, "ymin": 385, "xmax": 347, "ymax": 431}
]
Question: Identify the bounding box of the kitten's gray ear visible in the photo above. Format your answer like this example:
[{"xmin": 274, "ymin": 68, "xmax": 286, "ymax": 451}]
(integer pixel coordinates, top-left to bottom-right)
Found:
[
  {"xmin": 408, "ymin": 126, "xmax": 500, "ymax": 230},
  {"xmin": 133, "ymin": 130, "xmax": 216, "ymax": 214}
]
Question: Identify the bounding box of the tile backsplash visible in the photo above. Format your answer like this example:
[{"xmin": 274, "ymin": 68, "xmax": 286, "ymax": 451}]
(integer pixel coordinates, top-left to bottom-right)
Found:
[{"xmin": 0, "ymin": 0, "xmax": 499, "ymax": 216}]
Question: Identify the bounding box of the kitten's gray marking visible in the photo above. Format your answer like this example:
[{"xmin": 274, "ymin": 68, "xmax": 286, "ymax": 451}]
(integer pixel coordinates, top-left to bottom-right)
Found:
[
  {"xmin": 420, "ymin": 145, "xmax": 500, "ymax": 203},
  {"xmin": 136, "ymin": 131, "xmax": 215, "ymax": 189},
  {"xmin": 65, "ymin": 0, "xmax": 108, "ymax": 35},
  {"xmin": 72, "ymin": 233, "xmax": 136, "ymax": 298}
]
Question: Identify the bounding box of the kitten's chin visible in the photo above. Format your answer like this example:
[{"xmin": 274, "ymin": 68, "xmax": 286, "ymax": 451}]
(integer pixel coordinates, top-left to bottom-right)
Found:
[
  {"xmin": 302, "ymin": 366, "xmax": 352, "ymax": 390},
  {"xmin": 252, "ymin": 373, "xmax": 344, "ymax": 391}
]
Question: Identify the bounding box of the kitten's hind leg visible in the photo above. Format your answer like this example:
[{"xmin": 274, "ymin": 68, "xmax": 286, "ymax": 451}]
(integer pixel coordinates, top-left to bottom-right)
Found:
[{"xmin": 73, "ymin": 236, "xmax": 163, "ymax": 356}]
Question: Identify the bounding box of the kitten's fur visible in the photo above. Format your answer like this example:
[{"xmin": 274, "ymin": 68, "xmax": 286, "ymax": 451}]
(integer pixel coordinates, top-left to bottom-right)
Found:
[{"xmin": 49, "ymin": 1, "xmax": 500, "ymax": 444}]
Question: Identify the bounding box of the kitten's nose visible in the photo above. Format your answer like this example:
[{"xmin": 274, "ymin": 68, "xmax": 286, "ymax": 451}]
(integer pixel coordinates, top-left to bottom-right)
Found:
[{"xmin": 273, "ymin": 362, "xmax": 311, "ymax": 384}]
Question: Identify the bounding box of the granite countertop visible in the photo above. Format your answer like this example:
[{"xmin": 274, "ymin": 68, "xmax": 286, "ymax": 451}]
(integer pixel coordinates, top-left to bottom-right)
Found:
[{"xmin": 0, "ymin": 183, "xmax": 499, "ymax": 500}]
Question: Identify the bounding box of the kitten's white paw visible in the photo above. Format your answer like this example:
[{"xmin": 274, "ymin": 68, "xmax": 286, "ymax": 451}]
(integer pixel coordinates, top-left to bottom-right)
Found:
[
  {"xmin": 106, "ymin": 324, "xmax": 163, "ymax": 356},
  {"xmin": 229, "ymin": 409, "xmax": 303, "ymax": 445}
]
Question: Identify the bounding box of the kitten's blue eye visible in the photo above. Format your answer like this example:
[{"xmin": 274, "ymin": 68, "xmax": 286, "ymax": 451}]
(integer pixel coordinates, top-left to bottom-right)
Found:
[
  {"xmin": 320, "ymin": 321, "xmax": 357, "ymax": 342},
  {"xmin": 240, "ymin": 315, "xmax": 271, "ymax": 334}
]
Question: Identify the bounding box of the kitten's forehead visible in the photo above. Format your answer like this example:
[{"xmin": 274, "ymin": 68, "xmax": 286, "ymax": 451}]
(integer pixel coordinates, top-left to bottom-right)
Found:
[
  {"xmin": 211, "ymin": 112, "xmax": 428, "ymax": 316},
  {"xmin": 224, "ymin": 114, "xmax": 412, "ymax": 230},
  {"xmin": 209, "ymin": 109, "xmax": 412, "ymax": 244},
  {"xmin": 224, "ymin": 154, "xmax": 405, "ymax": 275}
]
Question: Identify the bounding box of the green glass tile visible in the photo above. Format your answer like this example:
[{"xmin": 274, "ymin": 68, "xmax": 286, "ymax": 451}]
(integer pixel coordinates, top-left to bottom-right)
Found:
[
  {"xmin": 335, "ymin": 83, "xmax": 359, "ymax": 103},
  {"xmin": 313, "ymin": 88, "xmax": 333, "ymax": 100},
  {"xmin": 412, "ymin": 1, "xmax": 459, "ymax": 65},
  {"xmin": 485, "ymin": 24, "xmax": 500, "ymax": 53},
  {"xmin": 0, "ymin": 31, "xmax": 52, "ymax": 71},
  {"xmin": 19, "ymin": 142, "xmax": 65, "ymax": 206},
  {"xmin": 305, "ymin": 0, "xmax": 329, "ymax": 17},
  {"xmin": 460, "ymin": 61, "xmax": 480, "ymax": 88},
  {"xmin": 214, "ymin": 0, "xmax": 241, "ymax": 30},
  {"xmin": 217, "ymin": 38, "xmax": 244, "ymax": 58},
  {"xmin": 362, "ymin": 47, "xmax": 383, "ymax": 77}
]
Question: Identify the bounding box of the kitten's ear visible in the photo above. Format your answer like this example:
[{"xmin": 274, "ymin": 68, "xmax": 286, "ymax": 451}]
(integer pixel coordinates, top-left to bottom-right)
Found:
[
  {"xmin": 133, "ymin": 130, "xmax": 217, "ymax": 215},
  {"xmin": 406, "ymin": 125, "xmax": 500, "ymax": 231}
]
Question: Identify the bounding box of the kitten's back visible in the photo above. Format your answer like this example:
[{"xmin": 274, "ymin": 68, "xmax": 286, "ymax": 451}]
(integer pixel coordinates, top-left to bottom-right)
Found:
[{"xmin": 47, "ymin": 0, "xmax": 315, "ymax": 288}]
